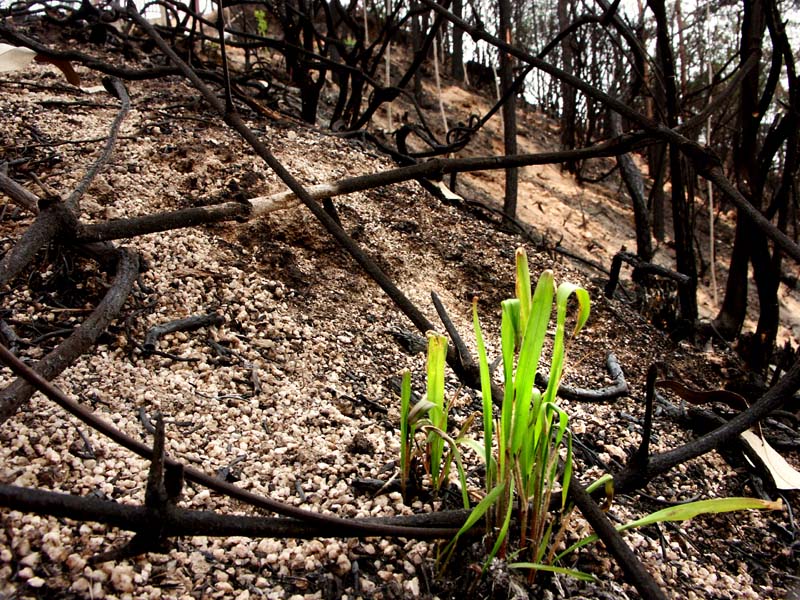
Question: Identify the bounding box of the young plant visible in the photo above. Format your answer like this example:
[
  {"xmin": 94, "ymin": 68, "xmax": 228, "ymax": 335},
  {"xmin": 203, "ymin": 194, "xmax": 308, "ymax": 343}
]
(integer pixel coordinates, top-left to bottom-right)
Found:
[
  {"xmin": 253, "ymin": 9, "xmax": 269, "ymax": 37},
  {"xmin": 399, "ymin": 333, "xmax": 471, "ymax": 508},
  {"xmin": 474, "ymin": 248, "xmax": 589, "ymax": 577},
  {"xmin": 418, "ymin": 247, "xmax": 783, "ymax": 583}
]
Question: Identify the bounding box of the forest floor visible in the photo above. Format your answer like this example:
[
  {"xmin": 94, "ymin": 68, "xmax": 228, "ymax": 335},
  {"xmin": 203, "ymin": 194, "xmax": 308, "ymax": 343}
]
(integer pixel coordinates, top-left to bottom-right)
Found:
[{"xmin": 0, "ymin": 23, "xmax": 799, "ymax": 600}]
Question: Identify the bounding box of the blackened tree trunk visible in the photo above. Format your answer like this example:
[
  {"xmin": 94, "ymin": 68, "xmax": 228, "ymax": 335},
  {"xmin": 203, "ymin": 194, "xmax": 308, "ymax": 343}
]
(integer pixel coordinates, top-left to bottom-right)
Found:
[
  {"xmin": 499, "ymin": 0, "xmax": 518, "ymax": 220},
  {"xmin": 714, "ymin": 0, "xmax": 767, "ymax": 342},
  {"xmin": 649, "ymin": 0, "xmax": 697, "ymax": 323},
  {"xmin": 610, "ymin": 112, "xmax": 653, "ymax": 260},
  {"xmin": 450, "ymin": 0, "xmax": 464, "ymax": 81},
  {"xmin": 557, "ymin": 0, "xmax": 577, "ymax": 173}
]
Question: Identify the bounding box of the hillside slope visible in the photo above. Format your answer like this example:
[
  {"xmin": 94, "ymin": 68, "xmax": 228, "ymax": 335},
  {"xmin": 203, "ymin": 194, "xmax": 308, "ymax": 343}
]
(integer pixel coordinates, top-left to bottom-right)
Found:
[{"xmin": 0, "ymin": 36, "xmax": 797, "ymax": 599}]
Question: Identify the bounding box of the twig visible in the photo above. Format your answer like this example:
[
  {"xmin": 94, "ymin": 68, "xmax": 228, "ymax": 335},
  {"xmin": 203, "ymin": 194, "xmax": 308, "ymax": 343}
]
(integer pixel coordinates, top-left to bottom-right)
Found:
[
  {"xmin": 569, "ymin": 478, "xmax": 668, "ymax": 600},
  {"xmin": 143, "ymin": 313, "xmax": 225, "ymax": 354},
  {"xmin": 66, "ymin": 78, "xmax": 130, "ymax": 210},
  {"xmin": 536, "ymin": 353, "xmax": 629, "ymax": 401},
  {"xmin": 0, "ymin": 170, "xmax": 39, "ymax": 214},
  {"xmin": 605, "ymin": 250, "xmax": 691, "ymax": 299},
  {"xmin": 0, "ymin": 482, "xmax": 472, "ymax": 540},
  {"xmin": 612, "ymin": 354, "xmax": 800, "ymax": 494}
]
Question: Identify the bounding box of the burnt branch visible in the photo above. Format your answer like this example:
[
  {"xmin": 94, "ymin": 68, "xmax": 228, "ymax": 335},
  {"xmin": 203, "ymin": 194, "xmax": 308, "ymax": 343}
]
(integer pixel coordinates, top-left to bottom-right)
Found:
[
  {"xmin": 569, "ymin": 478, "xmax": 668, "ymax": 600},
  {"xmin": 66, "ymin": 77, "xmax": 130, "ymax": 210},
  {"xmin": 0, "ymin": 482, "xmax": 472, "ymax": 540},
  {"xmin": 536, "ymin": 353, "xmax": 630, "ymax": 402},
  {"xmin": 605, "ymin": 250, "xmax": 691, "ymax": 299},
  {"xmin": 75, "ymin": 202, "xmax": 251, "ymax": 242},
  {"xmin": 612, "ymin": 354, "xmax": 800, "ymax": 494},
  {"xmin": 0, "ymin": 169, "xmax": 39, "ymax": 214}
]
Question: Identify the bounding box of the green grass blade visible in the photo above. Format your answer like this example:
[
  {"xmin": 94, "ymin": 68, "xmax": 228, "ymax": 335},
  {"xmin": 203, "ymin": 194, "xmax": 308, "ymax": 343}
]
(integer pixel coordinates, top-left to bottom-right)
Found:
[
  {"xmin": 557, "ymin": 496, "xmax": 782, "ymax": 561},
  {"xmin": 561, "ymin": 431, "xmax": 573, "ymax": 510},
  {"xmin": 440, "ymin": 482, "xmax": 507, "ymax": 568},
  {"xmin": 542, "ymin": 282, "xmax": 590, "ymax": 407},
  {"xmin": 512, "ymin": 271, "xmax": 554, "ymax": 456},
  {"xmin": 472, "ymin": 299, "xmax": 495, "ymax": 491},
  {"xmin": 485, "ymin": 480, "xmax": 515, "ymax": 568},
  {"xmin": 508, "ymin": 563, "xmax": 597, "ymax": 582},
  {"xmin": 616, "ymin": 496, "xmax": 783, "ymax": 531},
  {"xmin": 515, "ymin": 247, "xmax": 532, "ymax": 333},
  {"xmin": 399, "ymin": 370, "xmax": 412, "ymax": 499},
  {"xmin": 500, "ymin": 300, "xmax": 518, "ymax": 455},
  {"xmin": 426, "ymin": 332, "xmax": 448, "ymax": 487}
]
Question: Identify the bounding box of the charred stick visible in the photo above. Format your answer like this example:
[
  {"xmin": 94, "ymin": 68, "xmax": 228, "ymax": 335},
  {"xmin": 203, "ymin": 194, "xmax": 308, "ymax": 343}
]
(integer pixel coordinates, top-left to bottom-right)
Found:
[
  {"xmin": 0, "ymin": 170, "xmax": 39, "ymax": 214},
  {"xmin": 536, "ymin": 352, "xmax": 630, "ymax": 402},
  {"xmin": 0, "ymin": 203, "xmax": 66, "ymax": 288},
  {"xmin": 612, "ymin": 354, "xmax": 800, "ymax": 495},
  {"xmin": 66, "ymin": 78, "xmax": 130, "ymax": 210},
  {"xmin": 569, "ymin": 478, "xmax": 668, "ymax": 600},
  {"xmin": 143, "ymin": 313, "xmax": 225, "ymax": 354},
  {"xmin": 76, "ymin": 202, "xmax": 250, "ymax": 243},
  {"xmin": 0, "ymin": 483, "xmax": 472, "ymax": 540},
  {"xmin": 431, "ymin": 291, "xmax": 504, "ymax": 405},
  {"xmin": 0, "ymin": 320, "xmax": 22, "ymax": 354}
]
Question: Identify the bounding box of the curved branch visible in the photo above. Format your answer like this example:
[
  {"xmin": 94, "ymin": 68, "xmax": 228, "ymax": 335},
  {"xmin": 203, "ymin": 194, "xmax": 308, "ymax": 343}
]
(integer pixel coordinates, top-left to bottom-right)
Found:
[
  {"xmin": 536, "ymin": 352, "xmax": 629, "ymax": 401},
  {"xmin": 612, "ymin": 354, "xmax": 800, "ymax": 494},
  {"xmin": 248, "ymin": 131, "xmax": 653, "ymax": 217},
  {"xmin": 0, "ymin": 247, "xmax": 140, "ymax": 423}
]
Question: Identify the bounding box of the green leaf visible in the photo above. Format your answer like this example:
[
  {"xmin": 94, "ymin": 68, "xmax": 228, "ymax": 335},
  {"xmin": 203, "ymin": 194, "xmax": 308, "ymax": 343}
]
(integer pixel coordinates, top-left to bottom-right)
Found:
[
  {"xmin": 426, "ymin": 332, "xmax": 448, "ymax": 486},
  {"xmin": 515, "ymin": 247, "xmax": 532, "ymax": 334},
  {"xmin": 558, "ymin": 496, "xmax": 783, "ymax": 561},
  {"xmin": 399, "ymin": 370, "xmax": 412, "ymax": 498},
  {"xmin": 542, "ymin": 282, "xmax": 590, "ymax": 407},
  {"xmin": 618, "ymin": 496, "xmax": 783, "ymax": 530},
  {"xmin": 512, "ymin": 271, "xmax": 554, "ymax": 457},
  {"xmin": 407, "ymin": 398, "xmax": 435, "ymax": 425},
  {"xmin": 440, "ymin": 482, "xmax": 507, "ymax": 568}
]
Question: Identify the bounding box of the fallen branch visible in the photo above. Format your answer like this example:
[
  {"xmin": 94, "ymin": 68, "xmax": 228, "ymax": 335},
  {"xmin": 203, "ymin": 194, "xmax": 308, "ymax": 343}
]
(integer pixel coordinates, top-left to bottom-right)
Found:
[
  {"xmin": 568, "ymin": 478, "xmax": 668, "ymax": 600},
  {"xmin": 0, "ymin": 482, "xmax": 471, "ymax": 540},
  {"xmin": 612, "ymin": 354, "xmax": 800, "ymax": 494},
  {"xmin": 0, "ymin": 168, "xmax": 39, "ymax": 214},
  {"xmin": 76, "ymin": 202, "xmax": 250, "ymax": 242},
  {"xmin": 604, "ymin": 250, "xmax": 691, "ymax": 299}
]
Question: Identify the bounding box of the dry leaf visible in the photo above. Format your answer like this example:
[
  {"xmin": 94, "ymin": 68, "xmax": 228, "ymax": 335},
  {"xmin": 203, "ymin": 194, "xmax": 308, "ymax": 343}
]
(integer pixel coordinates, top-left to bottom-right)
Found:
[
  {"xmin": 0, "ymin": 43, "xmax": 36, "ymax": 73},
  {"xmin": 0, "ymin": 43, "xmax": 80, "ymax": 86},
  {"xmin": 740, "ymin": 428, "xmax": 800, "ymax": 490}
]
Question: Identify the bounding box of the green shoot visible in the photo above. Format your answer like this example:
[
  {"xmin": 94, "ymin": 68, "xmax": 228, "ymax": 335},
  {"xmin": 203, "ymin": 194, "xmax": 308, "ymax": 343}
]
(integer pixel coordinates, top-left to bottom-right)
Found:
[{"xmin": 426, "ymin": 332, "xmax": 448, "ymax": 490}]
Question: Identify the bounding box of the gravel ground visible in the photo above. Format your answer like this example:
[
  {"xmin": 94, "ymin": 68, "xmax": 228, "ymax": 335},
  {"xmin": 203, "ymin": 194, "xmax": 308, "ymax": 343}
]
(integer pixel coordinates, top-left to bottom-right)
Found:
[{"xmin": 0, "ymin": 44, "xmax": 798, "ymax": 600}]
